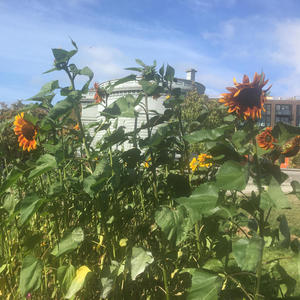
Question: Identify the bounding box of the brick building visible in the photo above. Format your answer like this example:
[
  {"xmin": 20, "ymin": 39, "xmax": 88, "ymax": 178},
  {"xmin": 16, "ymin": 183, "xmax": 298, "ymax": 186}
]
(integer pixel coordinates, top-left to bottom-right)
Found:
[{"xmin": 259, "ymin": 96, "xmax": 300, "ymax": 127}]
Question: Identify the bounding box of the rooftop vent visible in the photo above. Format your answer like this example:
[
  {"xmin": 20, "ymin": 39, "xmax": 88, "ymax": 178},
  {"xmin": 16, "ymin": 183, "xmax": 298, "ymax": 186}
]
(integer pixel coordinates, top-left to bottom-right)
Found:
[{"xmin": 186, "ymin": 68, "xmax": 197, "ymax": 81}]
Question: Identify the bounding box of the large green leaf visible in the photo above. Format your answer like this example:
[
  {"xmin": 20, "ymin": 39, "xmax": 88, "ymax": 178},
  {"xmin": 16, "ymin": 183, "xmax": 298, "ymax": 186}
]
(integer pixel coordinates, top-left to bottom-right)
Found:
[
  {"xmin": 184, "ymin": 125, "xmax": 231, "ymax": 144},
  {"xmin": 155, "ymin": 205, "xmax": 192, "ymax": 246},
  {"xmin": 18, "ymin": 194, "xmax": 44, "ymax": 226},
  {"xmin": 130, "ymin": 247, "xmax": 154, "ymax": 280},
  {"xmin": 28, "ymin": 80, "xmax": 59, "ymax": 101},
  {"xmin": 28, "ymin": 154, "xmax": 57, "ymax": 179},
  {"xmin": 48, "ymin": 98, "xmax": 73, "ymax": 119},
  {"xmin": 272, "ymin": 122, "xmax": 300, "ymax": 146},
  {"xmin": 260, "ymin": 177, "xmax": 290, "ymax": 210},
  {"xmin": 176, "ymin": 183, "xmax": 219, "ymax": 223},
  {"xmin": 165, "ymin": 64, "xmax": 175, "ymax": 82},
  {"xmin": 101, "ymin": 127, "xmax": 126, "ymax": 150},
  {"xmin": 216, "ymin": 160, "xmax": 248, "ymax": 191},
  {"xmin": 112, "ymin": 74, "xmax": 136, "ymax": 88},
  {"xmin": 57, "ymin": 265, "xmax": 75, "ymax": 295},
  {"xmin": 51, "ymin": 227, "xmax": 84, "ymax": 257},
  {"xmin": 65, "ymin": 266, "xmax": 91, "ymax": 299},
  {"xmin": 232, "ymin": 237, "xmax": 263, "ymax": 272},
  {"xmin": 139, "ymin": 80, "xmax": 159, "ymax": 95},
  {"xmin": 102, "ymin": 94, "xmax": 139, "ymax": 118},
  {"xmin": 0, "ymin": 167, "xmax": 23, "ymax": 195},
  {"xmin": 183, "ymin": 269, "xmax": 223, "ymax": 300},
  {"xmin": 79, "ymin": 66, "xmax": 94, "ymax": 80},
  {"xmin": 52, "ymin": 48, "xmax": 77, "ymax": 64},
  {"xmin": 19, "ymin": 255, "xmax": 42, "ymax": 296}
]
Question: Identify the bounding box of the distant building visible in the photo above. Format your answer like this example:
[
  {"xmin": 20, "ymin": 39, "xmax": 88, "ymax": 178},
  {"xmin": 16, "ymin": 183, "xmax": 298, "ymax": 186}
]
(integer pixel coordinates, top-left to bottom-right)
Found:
[
  {"xmin": 81, "ymin": 69, "xmax": 205, "ymax": 147},
  {"xmin": 259, "ymin": 96, "xmax": 300, "ymax": 127}
]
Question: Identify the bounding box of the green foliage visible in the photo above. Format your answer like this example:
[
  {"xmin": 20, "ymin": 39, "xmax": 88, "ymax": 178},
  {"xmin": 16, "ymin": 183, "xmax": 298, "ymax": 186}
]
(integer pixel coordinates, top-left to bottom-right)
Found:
[
  {"xmin": 1, "ymin": 40, "xmax": 300, "ymax": 299},
  {"xmin": 130, "ymin": 247, "xmax": 154, "ymax": 280},
  {"xmin": 19, "ymin": 255, "xmax": 42, "ymax": 296}
]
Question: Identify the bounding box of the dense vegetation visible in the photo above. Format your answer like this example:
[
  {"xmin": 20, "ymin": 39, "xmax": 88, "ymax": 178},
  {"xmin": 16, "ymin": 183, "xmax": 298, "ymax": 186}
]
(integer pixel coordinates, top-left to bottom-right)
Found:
[{"xmin": 1, "ymin": 41, "xmax": 300, "ymax": 299}]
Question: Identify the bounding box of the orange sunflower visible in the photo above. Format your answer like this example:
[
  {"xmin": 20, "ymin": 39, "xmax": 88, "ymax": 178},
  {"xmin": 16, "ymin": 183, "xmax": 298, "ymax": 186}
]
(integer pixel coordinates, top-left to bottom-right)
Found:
[
  {"xmin": 94, "ymin": 82, "xmax": 102, "ymax": 103},
  {"xmin": 256, "ymin": 127, "xmax": 276, "ymax": 150},
  {"xmin": 14, "ymin": 112, "xmax": 37, "ymax": 151},
  {"xmin": 281, "ymin": 135, "xmax": 300, "ymax": 157},
  {"xmin": 219, "ymin": 73, "xmax": 271, "ymax": 120}
]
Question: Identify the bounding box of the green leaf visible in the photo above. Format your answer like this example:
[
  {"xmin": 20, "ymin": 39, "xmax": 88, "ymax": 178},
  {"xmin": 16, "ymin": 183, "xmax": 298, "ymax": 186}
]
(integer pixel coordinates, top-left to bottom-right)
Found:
[
  {"xmin": 112, "ymin": 74, "xmax": 136, "ymax": 88},
  {"xmin": 28, "ymin": 80, "xmax": 59, "ymax": 101},
  {"xmin": 272, "ymin": 122, "xmax": 300, "ymax": 146},
  {"xmin": 102, "ymin": 94, "xmax": 139, "ymax": 118},
  {"xmin": 232, "ymin": 237, "xmax": 263, "ymax": 272},
  {"xmin": 165, "ymin": 64, "xmax": 175, "ymax": 82},
  {"xmin": 260, "ymin": 177, "xmax": 290, "ymax": 210},
  {"xmin": 57, "ymin": 265, "xmax": 75, "ymax": 295},
  {"xmin": 101, "ymin": 127, "xmax": 126, "ymax": 150},
  {"xmin": 124, "ymin": 67, "xmax": 143, "ymax": 72},
  {"xmin": 278, "ymin": 214, "xmax": 290, "ymax": 248},
  {"xmin": 216, "ymin": 160, "xmax": 248, "ymax": 191},
  {"xmin": 43, "ymin": 67, "xmax": 58, "ymax": 74},
  {"xmin": 139, "ymin": 80, "xmax": 159, "ymax": 95},
  {"xmin": 19, "ymin": 255, "xmax": 42, "ymax": 296},
  {"xmin": 184, "ymin": 126, "xmax": 231, "ymax": 144},
  {"xmin": 52, "ymin": 48, "xmax": 77, "ymax": 64},
  {"xmin": 183, "ymin": 269, "xmax": 223, "ymax": 300},
  {"xmin": 176, "ymin": 183, "xmax": 219, "ymax": 223},
  {"xmin": 155, "ymin": 205, "xmax": 192, "ymax": 246},
  {"xmin": 65, "ymin": 265, "xmax": 91, "ymax": 299},
  {"xmin": 18, "ymin": 194, "xmax": 44, "ymax": 226},
  {"xmin": 135, "ymin": 58, "xmax": 146, "ymax": 67},
  {"xmin": 159, "ymin": 64, "xmax": 164, "ymax": 77},
  {"xmin": 100, "ymin": 277, "xmax": 114, "ymax": 299},
  {"xmin": 51, "ymin": 227, "xmax": 84, "ymax": 257},
  {"xmin": 79, "ymin": 66, "xmax": 94, "ymax": 80},
  {"xmin": 48, "ymin": 97, "xmax": 74, "ymax": 120},
  {"xmin": 0, "ymin": 167, "xmax": 23, "ymax": 195},
  {"xmin": 130, "ymin": 247, "xmax": 154, "ymax": 280},
  {"xmin": 28, "ymin": 154, "xmax": 57, "ymax": 179},
  {"xmin": 3, "ymin": 193, "xmax": 20, "ymax": 215},
  {"xmin": 70, "ymin": 38, "xmax": 78, "ymax": 50}
]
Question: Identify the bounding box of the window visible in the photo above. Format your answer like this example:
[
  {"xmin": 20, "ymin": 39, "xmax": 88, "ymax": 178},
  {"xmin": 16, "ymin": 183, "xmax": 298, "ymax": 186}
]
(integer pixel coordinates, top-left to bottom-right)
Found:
[
  {"xmin": 275, "ymin": 104, "xmax": 292, "ymax": 124},
  {"xmin": 258, "ymin": 104, "xmax": 271, "ymax": 127}
]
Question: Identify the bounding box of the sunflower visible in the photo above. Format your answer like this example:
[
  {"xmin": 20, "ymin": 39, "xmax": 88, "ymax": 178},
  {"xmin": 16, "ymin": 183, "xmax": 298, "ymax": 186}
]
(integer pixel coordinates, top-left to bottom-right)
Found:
[
  {"xmin": 219, "ymin": 73, "xmax": 271, "ymax": 120},
  {"xmin": 189, "ymin": 157, "xmax": 198, "ymax": 172},
  {"xmin": 256, "ymin": 127, "xmax": 276, "ymax": 150},
  {"xmin": 14, "ymin": 112, "xmax": 37, "ymax": 151},
  {"xmin": 190, "ymin": 154, "xmax": 212, "ymax": 172},
  {"xmin": 144, "ymin": 157, "xmax": 151, "ymax": 168},
  {"xmin": 94, "ymin": 82, "xmax": 102, "ymax": 103},
  {"xmin": 198, "ymin": 153, "xmax": 213, "ymax": 167},
  {"xmin": 73, "ymin": 123, "xmax": 80, "ymax": 131},
  {"xmin": 282, "ymin": 135, "xmax": 300, "ymax": 157}
]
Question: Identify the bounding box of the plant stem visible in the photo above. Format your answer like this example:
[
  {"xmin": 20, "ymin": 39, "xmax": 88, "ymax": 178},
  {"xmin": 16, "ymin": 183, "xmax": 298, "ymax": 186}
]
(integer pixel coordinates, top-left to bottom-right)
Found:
[
  {"xmin": 162, "ymin": 265, "xmax": 170, "ymax": 300},
  {"xmin": 194, "ymin": 222, "xmax": 202, "ymax": 259},
  {"xmin": 253, "ymin": 137, "xmax": 265, "ymax": 300}
]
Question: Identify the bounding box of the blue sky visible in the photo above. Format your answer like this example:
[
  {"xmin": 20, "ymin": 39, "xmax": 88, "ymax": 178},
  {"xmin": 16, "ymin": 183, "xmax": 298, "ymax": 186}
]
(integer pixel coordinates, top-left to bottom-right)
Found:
[{"xmin": 1, "ymin": 0, "xmax": 300, "ymax": 103}]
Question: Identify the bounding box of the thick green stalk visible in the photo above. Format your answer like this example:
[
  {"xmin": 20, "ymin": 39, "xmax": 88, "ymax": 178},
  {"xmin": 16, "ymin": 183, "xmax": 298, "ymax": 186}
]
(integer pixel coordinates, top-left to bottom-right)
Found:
[
  {"xmin": 254, "ymin": 138, "xmax": 264, "ymax": 300},
  {"xmin": 162, "ymin": 265, "xmax": 170, "ymax": 300}
]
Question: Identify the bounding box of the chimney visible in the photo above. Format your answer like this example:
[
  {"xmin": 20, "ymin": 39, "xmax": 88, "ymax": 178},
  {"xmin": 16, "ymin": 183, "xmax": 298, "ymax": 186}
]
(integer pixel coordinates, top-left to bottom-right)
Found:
[{"xmin": 186, "ymin": 68, "xmax": 197, "ymax": 81}]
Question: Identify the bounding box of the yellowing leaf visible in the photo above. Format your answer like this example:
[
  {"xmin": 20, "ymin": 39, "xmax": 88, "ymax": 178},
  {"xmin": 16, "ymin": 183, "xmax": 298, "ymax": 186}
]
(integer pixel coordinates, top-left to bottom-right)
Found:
[
  {"xmin": 119, "ymin": 238, "xmax": 128, "ymax": 247},
  {"xmin": 65, "ymin": 265, "xmax": 91, "ymax": 299}
]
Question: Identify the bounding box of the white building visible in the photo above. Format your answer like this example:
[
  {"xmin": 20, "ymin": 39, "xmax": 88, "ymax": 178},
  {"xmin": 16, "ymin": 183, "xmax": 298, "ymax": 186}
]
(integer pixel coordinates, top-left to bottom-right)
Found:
[{"xmin": 81, "ymin": 69, "xmax": 205, "ymax": 148}]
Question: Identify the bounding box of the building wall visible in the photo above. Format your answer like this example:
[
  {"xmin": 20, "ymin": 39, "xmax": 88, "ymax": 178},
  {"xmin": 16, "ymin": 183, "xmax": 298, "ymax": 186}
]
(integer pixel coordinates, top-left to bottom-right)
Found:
[{"xmin": 258, "ymin": 99, "xmax": 300, "ymax": 127}]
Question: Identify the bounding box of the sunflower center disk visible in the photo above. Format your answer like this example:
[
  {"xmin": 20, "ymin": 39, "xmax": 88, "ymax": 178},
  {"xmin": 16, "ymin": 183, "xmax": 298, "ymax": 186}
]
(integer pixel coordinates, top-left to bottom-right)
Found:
[
  {"xmin": 237, "ymin": 87, "xmax": 262, "ymax": 109},
  {"xmin": 22, "ymin": 123, "xmax": 36, "ymax": 140}
]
